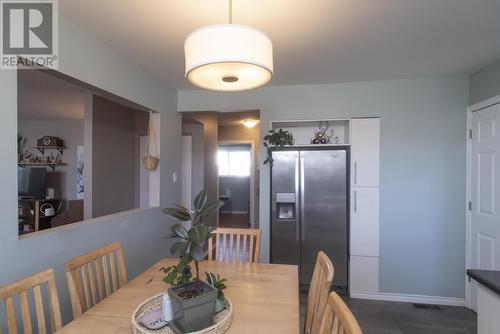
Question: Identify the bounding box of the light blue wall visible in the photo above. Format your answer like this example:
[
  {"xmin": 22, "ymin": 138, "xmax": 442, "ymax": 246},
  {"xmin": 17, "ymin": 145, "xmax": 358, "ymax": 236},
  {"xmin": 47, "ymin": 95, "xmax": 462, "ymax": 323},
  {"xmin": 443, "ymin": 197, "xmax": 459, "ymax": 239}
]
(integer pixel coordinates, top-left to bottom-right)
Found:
[
  {"xmin": 469, "ymin": 58, "xmax": 500, "ymax": 105},
  {"xmin": 0, "ymin": 14, "xmax": 180, "ymax": 329},
  {"xmin": 178, "ymin": 77, "xmax": 468, "ymax": 298}
]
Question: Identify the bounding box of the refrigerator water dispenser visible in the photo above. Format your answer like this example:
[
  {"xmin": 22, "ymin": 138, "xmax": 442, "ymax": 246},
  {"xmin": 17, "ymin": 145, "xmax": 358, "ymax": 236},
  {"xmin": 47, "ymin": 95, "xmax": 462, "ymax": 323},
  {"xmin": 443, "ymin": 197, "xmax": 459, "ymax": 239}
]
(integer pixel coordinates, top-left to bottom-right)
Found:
[{"xmin": 276, "ymin": 193, "xmax": 296, "ymax": 220}]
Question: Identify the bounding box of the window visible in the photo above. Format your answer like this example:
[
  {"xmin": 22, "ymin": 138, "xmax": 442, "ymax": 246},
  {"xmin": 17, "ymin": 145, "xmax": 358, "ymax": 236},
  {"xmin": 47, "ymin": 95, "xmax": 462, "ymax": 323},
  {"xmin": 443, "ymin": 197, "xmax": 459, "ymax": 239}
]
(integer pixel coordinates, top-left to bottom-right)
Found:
[{"xmin": 218, "ymin": 150, "xmax": 251, "ymax": 176}]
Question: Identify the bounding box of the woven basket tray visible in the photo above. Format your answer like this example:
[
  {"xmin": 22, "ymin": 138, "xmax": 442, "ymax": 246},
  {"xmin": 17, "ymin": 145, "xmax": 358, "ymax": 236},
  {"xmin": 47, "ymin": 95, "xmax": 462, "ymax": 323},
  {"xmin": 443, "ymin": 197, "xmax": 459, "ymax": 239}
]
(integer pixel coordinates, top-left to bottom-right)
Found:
[{"xmin": 131, "ymin": 293, "xmax": 233, "ymax": 334}]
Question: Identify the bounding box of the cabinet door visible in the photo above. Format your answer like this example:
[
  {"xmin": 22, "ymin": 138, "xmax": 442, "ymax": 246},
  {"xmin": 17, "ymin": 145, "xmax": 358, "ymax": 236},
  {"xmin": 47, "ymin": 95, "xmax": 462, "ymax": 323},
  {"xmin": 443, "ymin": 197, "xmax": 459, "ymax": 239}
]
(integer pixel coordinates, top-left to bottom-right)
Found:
[
  {"xmin": 350, "ymin": 255, "xmax": 379, "ymax": 293},
  {"xmin": 350, "ymin": 187, "xmax": 379, "ymax": 256},
  {"xmin": 351, "ymin": 118, "xmax": 380, "ymax": 187}
]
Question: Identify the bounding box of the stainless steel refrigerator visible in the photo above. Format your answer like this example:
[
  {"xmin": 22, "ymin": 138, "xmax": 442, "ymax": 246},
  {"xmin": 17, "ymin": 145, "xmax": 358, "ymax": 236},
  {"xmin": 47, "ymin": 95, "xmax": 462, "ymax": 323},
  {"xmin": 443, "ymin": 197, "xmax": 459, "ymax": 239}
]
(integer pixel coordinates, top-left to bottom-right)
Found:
[{"xmin": 271, "ymin": 149, "xmax": 348, "ymax": 287}]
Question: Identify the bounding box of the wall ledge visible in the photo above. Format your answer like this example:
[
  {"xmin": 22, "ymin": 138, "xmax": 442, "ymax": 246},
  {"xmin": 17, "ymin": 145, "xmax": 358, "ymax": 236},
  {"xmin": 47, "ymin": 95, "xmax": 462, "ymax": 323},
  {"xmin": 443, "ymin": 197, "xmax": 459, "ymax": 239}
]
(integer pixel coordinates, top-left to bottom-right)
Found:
[{"xmin": 18, "ymin": 206, "xmax": 159, "ymax": 240}]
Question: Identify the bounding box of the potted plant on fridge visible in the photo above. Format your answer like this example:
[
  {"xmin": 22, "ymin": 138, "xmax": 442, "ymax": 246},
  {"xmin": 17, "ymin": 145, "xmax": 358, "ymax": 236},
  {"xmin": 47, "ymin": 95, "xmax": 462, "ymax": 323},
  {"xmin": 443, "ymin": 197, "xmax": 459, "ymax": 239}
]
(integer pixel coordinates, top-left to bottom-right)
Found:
[
  {"xmin": 263, "ymin": 128, "xmax": 294, "ymax": 166},
  {"xmin": 162, "ymin": 190, "xmax": 224, "ymax": 333}
]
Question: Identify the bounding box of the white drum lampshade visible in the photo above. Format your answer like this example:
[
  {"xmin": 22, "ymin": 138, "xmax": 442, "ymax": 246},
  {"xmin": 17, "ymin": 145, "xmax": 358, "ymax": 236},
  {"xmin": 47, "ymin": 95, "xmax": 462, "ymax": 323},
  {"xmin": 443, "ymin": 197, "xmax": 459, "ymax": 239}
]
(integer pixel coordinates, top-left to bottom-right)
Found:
[{"xmin": 184, "ymin": 24, "xmax": 273, "ymax": 91}]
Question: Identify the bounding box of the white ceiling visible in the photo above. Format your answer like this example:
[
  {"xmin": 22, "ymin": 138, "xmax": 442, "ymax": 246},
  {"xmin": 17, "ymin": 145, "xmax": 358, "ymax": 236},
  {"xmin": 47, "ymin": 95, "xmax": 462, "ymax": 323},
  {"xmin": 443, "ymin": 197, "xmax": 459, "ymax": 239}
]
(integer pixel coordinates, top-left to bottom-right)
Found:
[
  {"xmin": 18, "ymin": 70, "xmax": 88, "ymax": 121},
  {"xmin": 60, "ymin": 0, "xmax": 500, "ymax": 90}
]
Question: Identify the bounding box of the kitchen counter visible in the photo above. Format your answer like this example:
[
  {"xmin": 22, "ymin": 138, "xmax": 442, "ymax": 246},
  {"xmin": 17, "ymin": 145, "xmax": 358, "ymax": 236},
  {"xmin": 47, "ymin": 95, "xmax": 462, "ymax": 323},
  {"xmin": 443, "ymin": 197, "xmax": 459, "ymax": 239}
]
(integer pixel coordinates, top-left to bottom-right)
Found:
[
  {"xmin": 467, "ymin": 270, "xmax": 500, "ymax": 296},
  {"xmin": 467, "ymin": 269, "xmax": 500, "ymax": 334}
]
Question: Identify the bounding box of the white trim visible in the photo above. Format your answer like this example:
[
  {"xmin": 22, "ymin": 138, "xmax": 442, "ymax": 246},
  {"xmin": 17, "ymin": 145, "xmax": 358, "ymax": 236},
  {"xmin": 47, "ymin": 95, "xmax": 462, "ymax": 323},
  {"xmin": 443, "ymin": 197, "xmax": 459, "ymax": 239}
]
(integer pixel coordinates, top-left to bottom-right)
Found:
[
  {"xmin": 468, "ymin": 95, "xmax": 500, "ymax": 113},
  {"xmin": 465, "ymin": 93, "xmax": 500, "ymax": 310},
  {"xmin": 350, "ymin": 291, "xmax": 466, "ymax": 307},
  {"xmin": 218, "ymin": 139, "xmax": 256, "ymax": 228},
  {"xmin": 465, "ymin": 106, "xmax": 473, "ymax": 309}
]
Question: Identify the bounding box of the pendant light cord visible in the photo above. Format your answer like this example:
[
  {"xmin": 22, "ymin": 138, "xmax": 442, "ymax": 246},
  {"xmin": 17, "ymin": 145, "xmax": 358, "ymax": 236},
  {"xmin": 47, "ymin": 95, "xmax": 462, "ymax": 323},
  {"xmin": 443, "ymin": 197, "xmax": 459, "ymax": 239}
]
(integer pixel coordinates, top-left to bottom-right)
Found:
[{"xmin": 229, "ymin": 0, "xmax": 233, "ymax": 24}]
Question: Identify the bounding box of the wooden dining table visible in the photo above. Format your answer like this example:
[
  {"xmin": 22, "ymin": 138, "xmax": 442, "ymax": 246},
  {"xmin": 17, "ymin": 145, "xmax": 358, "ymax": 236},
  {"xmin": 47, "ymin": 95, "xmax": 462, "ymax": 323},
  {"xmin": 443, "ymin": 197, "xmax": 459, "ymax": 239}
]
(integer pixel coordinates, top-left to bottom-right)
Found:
[{"xmin": 56, "ymin": 258, "xmax": 300, "ymax": 334}]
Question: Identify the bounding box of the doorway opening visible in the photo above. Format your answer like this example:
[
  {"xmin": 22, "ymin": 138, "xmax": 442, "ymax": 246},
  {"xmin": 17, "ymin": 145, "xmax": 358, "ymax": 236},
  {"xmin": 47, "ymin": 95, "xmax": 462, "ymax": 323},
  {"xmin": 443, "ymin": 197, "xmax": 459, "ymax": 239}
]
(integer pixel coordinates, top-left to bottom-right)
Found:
[
  {"xmin": 218, "ymin": 142, "xmax": 252, "ymax": 228},
  {"xmin": 181, "ymin": 110, "xmax": 260, "ymax": 229}
]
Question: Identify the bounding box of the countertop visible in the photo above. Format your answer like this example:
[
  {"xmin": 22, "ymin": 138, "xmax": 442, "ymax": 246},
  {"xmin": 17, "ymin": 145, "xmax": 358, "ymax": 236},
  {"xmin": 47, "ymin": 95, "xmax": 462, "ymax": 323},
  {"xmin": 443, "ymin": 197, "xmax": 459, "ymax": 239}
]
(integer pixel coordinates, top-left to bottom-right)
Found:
[{"xmin": 467, "ymin": 269, "xmax": 500, "ymax": 295}]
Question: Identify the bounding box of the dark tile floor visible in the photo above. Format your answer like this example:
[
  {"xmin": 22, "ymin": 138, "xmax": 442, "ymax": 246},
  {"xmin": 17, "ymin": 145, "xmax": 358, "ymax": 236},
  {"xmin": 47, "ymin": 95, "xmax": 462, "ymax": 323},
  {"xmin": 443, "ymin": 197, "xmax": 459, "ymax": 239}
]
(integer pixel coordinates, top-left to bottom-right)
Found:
[{"xmin": 299, "ymin": 289, "xmax": 477, "ymax": 334}]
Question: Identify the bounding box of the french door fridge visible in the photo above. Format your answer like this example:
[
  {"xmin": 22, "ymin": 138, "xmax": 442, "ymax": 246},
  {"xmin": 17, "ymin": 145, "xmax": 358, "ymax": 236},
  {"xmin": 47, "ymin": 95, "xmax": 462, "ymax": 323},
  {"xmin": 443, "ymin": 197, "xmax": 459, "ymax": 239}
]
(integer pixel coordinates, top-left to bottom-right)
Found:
[{"xmin": 271, "ymin": 149, "xmax": 348, "ymax": 287}]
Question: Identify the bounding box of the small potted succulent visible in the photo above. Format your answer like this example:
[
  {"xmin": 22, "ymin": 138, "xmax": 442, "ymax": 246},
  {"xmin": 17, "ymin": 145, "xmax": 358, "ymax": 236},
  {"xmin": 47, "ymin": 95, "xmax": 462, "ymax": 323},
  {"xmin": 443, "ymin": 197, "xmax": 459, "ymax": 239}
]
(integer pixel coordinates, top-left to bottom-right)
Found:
[
  {"xmin": 206, "ymin": 272, "xmax": 227, "ymax": 313},
  {"xmin": 162, "ymin": 190, "xmax": 224, "ymax": 333}
]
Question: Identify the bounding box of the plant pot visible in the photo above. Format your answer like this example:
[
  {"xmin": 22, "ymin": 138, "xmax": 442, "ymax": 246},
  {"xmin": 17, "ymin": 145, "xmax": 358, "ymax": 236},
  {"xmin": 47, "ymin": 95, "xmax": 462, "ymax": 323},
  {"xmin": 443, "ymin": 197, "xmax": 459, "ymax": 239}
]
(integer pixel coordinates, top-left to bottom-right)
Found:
[
  {"xmin": 167, "ymin": 280, "xmax": 217, "ymax": 333},
  {"xmin": 214, "ymin": 297, "xmax": 226, "ymax": 314}
]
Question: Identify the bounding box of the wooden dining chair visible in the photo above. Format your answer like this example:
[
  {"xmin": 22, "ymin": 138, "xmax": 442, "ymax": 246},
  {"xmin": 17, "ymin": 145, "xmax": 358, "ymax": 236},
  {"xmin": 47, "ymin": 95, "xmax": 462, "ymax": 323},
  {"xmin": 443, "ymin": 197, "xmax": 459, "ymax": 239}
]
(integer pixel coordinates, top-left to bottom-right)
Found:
[
  {"xmin": 65, "ymin": 241, "xmax": 127, "ymax": 318},
  {"xmin": 304, "ymin": 251, "xmax": 335, "ymax": 334},
  {"xmin": 208, "ymin": 228, "xmax": 261, "ymax": 263},
  {"xmin": 319, "ymin": 292, "xmax": 362, "ymax": 334},
  {"xmin": 0, "ymin": 268, "xmax": 62, "ymax": 334}
]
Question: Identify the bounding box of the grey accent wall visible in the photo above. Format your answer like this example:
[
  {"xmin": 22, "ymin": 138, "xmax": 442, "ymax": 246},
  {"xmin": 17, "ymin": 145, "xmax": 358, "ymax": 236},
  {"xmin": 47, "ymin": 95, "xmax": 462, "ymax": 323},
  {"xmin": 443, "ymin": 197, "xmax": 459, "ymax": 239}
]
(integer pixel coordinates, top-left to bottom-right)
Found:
[
  {"xmin": 91, "ymin": 95, "xmax": 137, "ymax": 217},
  {"xmin": 0, "ymin": 14, "xmax": 180, "ymax": 331},
  {"xmin": 469, "ymin": 58, "xmax": 500, "ymax": 105},
  {"xmin": 178, "ymin": 77, "xmax": 468, "ymax": 299},
  {"xmin": 18, "ymin": 119, "xmax": 84, "ymax": 202}
]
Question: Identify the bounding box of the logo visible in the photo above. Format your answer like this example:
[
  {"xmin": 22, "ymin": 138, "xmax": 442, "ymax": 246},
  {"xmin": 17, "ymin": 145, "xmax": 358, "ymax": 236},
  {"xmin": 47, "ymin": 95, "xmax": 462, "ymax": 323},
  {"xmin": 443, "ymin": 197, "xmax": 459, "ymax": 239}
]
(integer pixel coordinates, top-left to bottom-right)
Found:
[{"xmin": 1, "ymin": 0, "xmax": 58, "ymax": 69}]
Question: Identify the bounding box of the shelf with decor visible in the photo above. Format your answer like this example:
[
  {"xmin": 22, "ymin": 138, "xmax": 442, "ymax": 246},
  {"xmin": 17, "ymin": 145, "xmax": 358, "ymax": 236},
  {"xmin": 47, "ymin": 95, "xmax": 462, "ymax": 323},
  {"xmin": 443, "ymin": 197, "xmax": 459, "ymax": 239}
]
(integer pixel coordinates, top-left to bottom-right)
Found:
[
  {"xmin": 270, "ymin": 119, "xmax": 350, "ymax": 146},
  {"xmin": 18, "ymin": 162, "xmax": 68, "ymax": 171},
  {"xmin": 32, "ymin": 145, "xmax": 66, "ymax": 155}
]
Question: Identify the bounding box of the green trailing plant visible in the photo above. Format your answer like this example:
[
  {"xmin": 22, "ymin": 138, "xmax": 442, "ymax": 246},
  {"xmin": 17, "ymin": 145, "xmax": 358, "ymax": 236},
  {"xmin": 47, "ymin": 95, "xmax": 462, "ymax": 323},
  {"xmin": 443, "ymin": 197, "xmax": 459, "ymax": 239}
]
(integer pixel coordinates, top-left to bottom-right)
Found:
[
  {"xmin": 162, "ymin": 190, "xmax": 224, "ymax": 296},
  {"xmin": 160, "ymin": 263, "xmax": 193, "ymax": 286},
  {"xmin": 263, "ymin": 128, "xmax": 294, "ymax": 166}
]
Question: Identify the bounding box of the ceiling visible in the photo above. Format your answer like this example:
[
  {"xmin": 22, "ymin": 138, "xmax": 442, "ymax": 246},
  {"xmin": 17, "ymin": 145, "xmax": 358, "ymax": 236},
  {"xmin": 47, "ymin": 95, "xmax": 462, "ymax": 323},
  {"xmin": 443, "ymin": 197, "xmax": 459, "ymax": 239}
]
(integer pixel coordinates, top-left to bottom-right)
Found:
[
  {"xmin": 18, "ymin": 70, "xmax": 88, "ymax": 121},
  {"xmin": 60, "ymin": 0, "xmax": 500, "ymax": 90}
]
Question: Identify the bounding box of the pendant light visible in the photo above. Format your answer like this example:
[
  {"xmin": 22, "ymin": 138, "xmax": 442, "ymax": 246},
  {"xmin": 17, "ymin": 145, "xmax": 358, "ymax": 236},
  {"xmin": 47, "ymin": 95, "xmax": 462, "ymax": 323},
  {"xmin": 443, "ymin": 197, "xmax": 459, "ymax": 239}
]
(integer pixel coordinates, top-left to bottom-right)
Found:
[{"xmin": 184, "ymin": 0, "xmax": 274, "ymax": 92}]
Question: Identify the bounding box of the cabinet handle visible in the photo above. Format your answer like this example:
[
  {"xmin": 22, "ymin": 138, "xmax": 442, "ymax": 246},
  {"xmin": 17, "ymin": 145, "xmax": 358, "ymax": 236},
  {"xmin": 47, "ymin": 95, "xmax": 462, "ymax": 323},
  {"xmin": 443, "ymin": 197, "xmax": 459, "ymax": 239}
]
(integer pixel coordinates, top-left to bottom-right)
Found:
[
  {"xmin": 354, "ymin": 190, "xmax": 357, "ymax": 213},
  {"xmin": 354, "ymin": 161, "xmax": 358, "ymax": 185},
  {"xmin": 294, "ymin": 157, "xmax": 299, "ymax": 242}
]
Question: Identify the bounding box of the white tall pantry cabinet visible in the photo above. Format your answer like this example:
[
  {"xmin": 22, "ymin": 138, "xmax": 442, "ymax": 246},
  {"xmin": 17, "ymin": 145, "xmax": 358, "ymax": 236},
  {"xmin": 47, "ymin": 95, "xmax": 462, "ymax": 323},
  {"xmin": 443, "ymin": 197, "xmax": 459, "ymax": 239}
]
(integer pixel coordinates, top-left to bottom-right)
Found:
[{"xmin": 349, "ymin": 118, "xmax": 381, "ymax": 295}]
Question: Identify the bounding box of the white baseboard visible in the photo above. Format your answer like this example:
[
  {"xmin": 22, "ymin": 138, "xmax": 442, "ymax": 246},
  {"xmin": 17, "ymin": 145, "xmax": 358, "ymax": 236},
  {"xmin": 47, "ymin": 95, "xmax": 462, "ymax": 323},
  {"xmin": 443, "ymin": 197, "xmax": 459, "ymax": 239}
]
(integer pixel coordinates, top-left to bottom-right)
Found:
[
  {"xmin": 350, "ymin": 291, "xmax": 466, "ymax": 307},
  {"xmin": 221, "ymin": 211, "xmax": 248, "ymax": 215}
]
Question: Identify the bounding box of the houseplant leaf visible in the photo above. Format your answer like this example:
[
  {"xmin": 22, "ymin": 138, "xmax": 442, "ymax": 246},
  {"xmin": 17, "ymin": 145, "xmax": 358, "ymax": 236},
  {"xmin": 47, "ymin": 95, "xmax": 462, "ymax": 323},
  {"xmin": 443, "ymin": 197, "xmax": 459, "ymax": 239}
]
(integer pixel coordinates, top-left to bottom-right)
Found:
[
  {"xmin": 199, "ymin": 201, "xmax": 224, "ymax": 218},
  {"xmin": 163, "ymin": 207, "xmax": 191, "ymax": 221},
  {"xmin": 193, "ymin": 190, "xmax": 207, "ymax": 212},
  {"xmin": 170, "ymin": 223, "xmax": 189, "ymax": 239}
]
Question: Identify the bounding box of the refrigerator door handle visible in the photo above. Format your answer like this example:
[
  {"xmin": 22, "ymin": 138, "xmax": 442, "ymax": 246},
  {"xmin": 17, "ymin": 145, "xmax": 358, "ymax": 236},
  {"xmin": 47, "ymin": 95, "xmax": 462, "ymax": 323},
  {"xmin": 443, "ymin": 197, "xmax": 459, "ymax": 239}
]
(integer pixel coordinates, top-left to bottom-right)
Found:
[
  {"xmin": 300, "ymin": 157, "xmax": 305, "ymax": 241},
  {"xmin": 295, "ymin": 157, "xmax": 300, "ymax": 242},
  {"xmin": 354, "ymin": 189, "xmax": 357, "ymax": 212},
  {"xmin": 354, "ymin": 161, "xmax": 358, "ymax": 185}
]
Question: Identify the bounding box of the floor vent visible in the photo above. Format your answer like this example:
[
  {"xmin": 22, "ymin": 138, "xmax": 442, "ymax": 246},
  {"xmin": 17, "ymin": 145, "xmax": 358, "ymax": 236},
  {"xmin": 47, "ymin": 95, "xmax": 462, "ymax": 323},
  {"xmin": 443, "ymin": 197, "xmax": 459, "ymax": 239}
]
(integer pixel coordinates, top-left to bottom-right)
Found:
[{"xmin": 412, "ymin": 303, "xmax": 441, "ymax": 310}]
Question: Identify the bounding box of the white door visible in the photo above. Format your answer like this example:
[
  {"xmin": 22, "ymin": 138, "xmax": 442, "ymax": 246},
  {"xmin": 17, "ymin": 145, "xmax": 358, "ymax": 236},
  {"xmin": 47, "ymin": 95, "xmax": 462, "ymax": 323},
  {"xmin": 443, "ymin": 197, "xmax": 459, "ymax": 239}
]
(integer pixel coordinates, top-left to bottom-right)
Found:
[
  {"xmin": 350, "ymin": 187, "xmax": 380, "ymax": 256},
  {"xmin": 181, "ymin": 135, "xmax": 192, "ymax": 208},
  {"xmin": 470, "ymin": 103, "xmax": 500, "ymax": 311},
  {"xmin": 351, "ymin": 118, "xmax": 380, "ymax": 187}
]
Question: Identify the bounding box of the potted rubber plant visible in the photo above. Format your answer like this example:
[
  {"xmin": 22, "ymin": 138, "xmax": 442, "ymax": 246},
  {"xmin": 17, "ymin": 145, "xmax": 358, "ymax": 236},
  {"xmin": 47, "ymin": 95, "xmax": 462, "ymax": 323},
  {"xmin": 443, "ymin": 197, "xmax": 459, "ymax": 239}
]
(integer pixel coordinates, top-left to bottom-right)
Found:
[{"xmin": 162, "ymin": 190, "xmax": 224, "ymax": 333}]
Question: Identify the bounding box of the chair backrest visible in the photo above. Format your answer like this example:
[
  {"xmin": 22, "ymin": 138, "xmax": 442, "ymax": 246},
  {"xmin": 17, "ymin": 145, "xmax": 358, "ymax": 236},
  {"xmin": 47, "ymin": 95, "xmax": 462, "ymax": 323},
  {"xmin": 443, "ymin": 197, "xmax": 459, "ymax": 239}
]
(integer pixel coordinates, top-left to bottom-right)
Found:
[
  {"xmin": 0, "ymin": 269, "xmax": 62, "ymax": 334},
  {"xmin": 319, "ymin": 292, "xmax": 362, "ymax": 334},
  {"xmin": 64, "ymin": 241, "xmax": 127, "ymax": 318},
  {"xmin": 208, "ymin": 228, "xmax": 261, "ymax": 263},
  {"xmin": 304, "ymin": 251, "xmax": 334, "ymax": 334}
]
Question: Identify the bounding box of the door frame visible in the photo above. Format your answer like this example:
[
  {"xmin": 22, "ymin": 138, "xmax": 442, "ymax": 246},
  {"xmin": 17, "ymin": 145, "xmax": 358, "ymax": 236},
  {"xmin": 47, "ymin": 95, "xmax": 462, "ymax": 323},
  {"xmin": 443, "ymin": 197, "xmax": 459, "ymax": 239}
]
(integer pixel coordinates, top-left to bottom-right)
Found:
[
  {"xmin": 181, "ymin": 134, "xmax": 193, "ymax": 208},
  {"xmin": 465, "ymin": 94, "xmax": 500, "ymax": 309},
  {"xmin": 217, "ymin": 139, "xmax": 256, "ymax": 228}
]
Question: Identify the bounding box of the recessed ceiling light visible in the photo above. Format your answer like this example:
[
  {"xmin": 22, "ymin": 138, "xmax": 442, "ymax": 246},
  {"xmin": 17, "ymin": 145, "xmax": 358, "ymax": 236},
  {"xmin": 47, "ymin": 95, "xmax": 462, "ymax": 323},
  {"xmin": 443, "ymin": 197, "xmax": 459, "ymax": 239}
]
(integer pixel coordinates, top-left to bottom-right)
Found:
[
  {"xmin": 184, "ymin": 0, "xmax": 273, "ymax": 92},
  {"xmin": 242, "ymin": 119, "xmax": 260, "ymax": 128}
]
